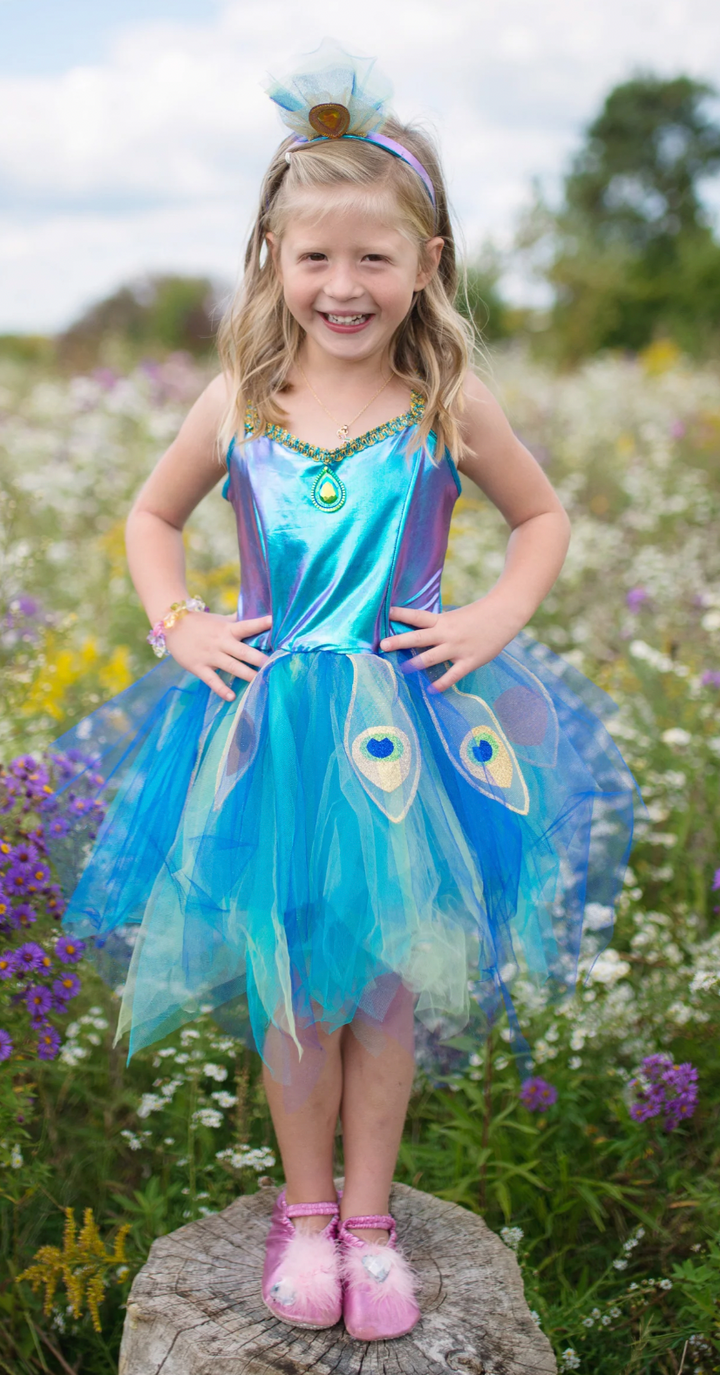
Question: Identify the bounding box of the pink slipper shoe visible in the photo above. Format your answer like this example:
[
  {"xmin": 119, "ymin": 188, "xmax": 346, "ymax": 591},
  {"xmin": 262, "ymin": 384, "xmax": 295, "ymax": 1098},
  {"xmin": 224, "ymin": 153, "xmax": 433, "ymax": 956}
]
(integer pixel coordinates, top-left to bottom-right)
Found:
[
  {"xmin": 262, "ymin": 1191, "xmax": 341, "ymax": 1329},
  {"xmin": 339, "ymin": 1212, "xmax": 420, "ymax": 1342}
]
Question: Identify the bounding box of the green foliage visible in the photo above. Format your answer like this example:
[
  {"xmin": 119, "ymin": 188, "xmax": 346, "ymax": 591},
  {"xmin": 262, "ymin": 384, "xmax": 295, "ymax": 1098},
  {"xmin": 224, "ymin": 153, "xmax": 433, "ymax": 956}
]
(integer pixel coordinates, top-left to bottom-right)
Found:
[
  {"xmin": 458, "ymin": 249, "xmax": 511, "ymax": 343},
  {"xmin": 565, "ymin": 75, "xmax": 720, "ymax": 248},
  {"xmin": 521, "ymin": 74, "xmax": 720, "ymax": 361},
  {"xmin": 57, "ymin": 273, "xmax": 221, "ymax": 370}
]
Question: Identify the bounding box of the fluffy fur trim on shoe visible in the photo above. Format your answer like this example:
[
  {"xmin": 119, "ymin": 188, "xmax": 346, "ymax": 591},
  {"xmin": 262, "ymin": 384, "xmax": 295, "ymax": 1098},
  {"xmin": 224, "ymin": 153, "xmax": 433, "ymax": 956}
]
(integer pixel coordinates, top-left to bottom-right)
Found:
[
  {"xmin": 341, "ymin": 1242, "xmax": 417, "ymax": 1306},
  {"xmin": 268, "ymin": 1230, "xmax": 340, "ymax": 1310}
]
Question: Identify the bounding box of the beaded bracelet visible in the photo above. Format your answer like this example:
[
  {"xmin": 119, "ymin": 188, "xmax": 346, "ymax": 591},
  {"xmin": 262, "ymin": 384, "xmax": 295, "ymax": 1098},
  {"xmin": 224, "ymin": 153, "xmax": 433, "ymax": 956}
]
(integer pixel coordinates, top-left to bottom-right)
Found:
[{"xmin": 147, "ymin": 596, "xmax": 208, "ymax": 658}]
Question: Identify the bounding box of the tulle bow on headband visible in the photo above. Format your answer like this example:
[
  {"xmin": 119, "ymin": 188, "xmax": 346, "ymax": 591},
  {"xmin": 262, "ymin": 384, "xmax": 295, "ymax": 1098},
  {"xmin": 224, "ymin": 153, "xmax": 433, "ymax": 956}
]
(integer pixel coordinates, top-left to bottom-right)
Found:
[{"xmin": 264, "ymin": 40, "xmax": 436, "ymax": 206}]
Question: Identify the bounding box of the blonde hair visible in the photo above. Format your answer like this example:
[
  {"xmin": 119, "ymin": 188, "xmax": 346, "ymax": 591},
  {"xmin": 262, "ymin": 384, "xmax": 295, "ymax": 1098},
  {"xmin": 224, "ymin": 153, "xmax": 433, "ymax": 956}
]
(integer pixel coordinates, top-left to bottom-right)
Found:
[{"xmin": 217, "ymin": 119, "xmax": 474, "ymax": 461}]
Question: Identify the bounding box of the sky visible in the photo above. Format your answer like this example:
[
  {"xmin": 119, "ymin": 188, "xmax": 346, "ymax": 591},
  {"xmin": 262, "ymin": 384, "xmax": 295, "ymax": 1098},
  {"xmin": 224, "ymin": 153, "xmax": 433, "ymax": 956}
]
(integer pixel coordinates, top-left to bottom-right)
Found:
[{"xmin": 1, "ymin": 0, "xmax": 719, "ymax": 333}]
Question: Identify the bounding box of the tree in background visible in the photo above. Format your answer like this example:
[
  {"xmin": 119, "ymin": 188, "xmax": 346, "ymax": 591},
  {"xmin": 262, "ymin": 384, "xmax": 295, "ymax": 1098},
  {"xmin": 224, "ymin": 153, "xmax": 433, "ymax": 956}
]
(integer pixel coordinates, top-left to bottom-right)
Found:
[
  {"xmin": 521, "ymin": 75, "xmax": 720, "ymax": 361},
  {"xmin": 57, "ymin": 274, "xmax": 222, "ymax": 370}
]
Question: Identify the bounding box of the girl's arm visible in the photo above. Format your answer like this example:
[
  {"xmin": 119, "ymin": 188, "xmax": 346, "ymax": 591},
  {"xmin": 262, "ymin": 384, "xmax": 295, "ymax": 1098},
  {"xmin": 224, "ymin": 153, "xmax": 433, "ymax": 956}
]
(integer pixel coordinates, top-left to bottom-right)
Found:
[
  {"xmin": 379, "ymin": 372, "xmax": 571, "ymax": 691},
  {"xmin": 125, "ymin": 374, "xmax": 271, "ymax": 702}
]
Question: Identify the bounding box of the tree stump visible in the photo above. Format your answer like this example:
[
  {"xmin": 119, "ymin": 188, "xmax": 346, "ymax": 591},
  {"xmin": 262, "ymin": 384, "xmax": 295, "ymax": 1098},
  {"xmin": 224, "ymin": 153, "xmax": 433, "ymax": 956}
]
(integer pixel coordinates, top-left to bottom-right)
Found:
[{"xmin": 119, "ymin": 1181, "xmax": 556, "ymax": 1375}]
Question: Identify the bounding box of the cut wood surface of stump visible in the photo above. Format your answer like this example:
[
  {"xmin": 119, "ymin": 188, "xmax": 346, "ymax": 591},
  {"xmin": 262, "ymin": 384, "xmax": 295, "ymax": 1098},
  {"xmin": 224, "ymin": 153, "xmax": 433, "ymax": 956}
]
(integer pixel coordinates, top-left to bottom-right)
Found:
[{"xmin": 119, "ymin": 1181, "xmax": 556, "ymax": 1375}]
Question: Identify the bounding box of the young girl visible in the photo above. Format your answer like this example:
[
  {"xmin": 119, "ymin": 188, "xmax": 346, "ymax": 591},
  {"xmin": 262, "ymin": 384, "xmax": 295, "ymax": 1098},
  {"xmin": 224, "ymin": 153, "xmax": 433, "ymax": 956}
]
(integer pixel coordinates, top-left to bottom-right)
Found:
[{"xmin": 47, "ymin": 42, "xmax": 638, "ymax": 1343}]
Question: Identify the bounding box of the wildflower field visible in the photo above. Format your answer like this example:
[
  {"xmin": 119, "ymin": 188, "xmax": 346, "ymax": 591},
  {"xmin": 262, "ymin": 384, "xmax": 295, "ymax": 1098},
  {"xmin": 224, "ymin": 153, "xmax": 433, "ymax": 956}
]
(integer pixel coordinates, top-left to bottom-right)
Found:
[{"xmin": 1, "ymin": 343, "xmax": 719, "ymax": 1374}]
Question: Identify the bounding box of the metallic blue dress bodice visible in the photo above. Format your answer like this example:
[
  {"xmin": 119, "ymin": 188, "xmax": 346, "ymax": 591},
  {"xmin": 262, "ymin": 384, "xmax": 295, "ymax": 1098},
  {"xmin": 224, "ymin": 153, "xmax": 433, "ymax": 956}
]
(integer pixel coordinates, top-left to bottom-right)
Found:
[{"xmin": 222, "ymin": 394, "xmax": 461, "ymax": 653}]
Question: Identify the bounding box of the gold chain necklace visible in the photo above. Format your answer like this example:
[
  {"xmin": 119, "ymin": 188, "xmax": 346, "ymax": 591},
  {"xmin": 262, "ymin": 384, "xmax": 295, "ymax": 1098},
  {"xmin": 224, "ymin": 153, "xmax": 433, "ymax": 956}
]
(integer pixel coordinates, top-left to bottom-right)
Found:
[{"xmin": 297, "ymin": 364, "xmax": 393, "ymax": 444}]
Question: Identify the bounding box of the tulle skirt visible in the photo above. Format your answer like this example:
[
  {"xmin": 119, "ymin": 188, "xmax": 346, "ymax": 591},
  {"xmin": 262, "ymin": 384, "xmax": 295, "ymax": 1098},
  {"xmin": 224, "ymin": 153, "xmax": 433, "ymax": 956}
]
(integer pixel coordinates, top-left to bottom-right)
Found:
[{"xmin": 45, "ymin": 637, "xmax": 640, "ymax": 1086}]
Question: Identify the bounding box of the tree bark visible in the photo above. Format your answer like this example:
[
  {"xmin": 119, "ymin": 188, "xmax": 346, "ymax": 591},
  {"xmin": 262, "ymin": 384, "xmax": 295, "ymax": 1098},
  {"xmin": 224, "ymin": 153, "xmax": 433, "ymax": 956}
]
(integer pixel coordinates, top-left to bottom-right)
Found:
[{"xmin": 119, "ymin": 1181, "xmax": 556, "ymax": 1374}]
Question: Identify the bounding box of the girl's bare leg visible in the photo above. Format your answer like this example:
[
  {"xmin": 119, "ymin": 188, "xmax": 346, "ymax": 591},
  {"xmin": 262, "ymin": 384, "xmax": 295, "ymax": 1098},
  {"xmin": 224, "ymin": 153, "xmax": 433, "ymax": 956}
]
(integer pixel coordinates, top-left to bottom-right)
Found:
[
  {"xmin": 339, "ymin": 992, "xmax": 415, "ymax": 1243},
  {"xmin": 262, "ymin": 1021, "xmax": 343, "ymax": 1233}
]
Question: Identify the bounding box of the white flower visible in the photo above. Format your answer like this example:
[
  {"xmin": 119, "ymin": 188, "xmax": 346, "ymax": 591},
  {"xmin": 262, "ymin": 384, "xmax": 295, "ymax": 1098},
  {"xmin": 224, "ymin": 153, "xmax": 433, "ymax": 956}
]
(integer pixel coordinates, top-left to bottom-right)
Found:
[
  {"xmin": 582, "ymin": 1317, "xmax": 594, "ymax": 1327},
  {"xmin": 610, "ymin": 1308, "xmax": 621, "ymax": 1318},
  {"xmin": 156, "ymin": 1046, "xmax": 177, "ymax": 1059},
  {"xmin": 591, "ymin": 1308, "xmax": 601, "ymax": 1319},
  {"xmin": 560, "ymin": 1350, "xmax": 581, "ymax": 1371},
  {"xmin": 215, "ymin": 1145, "xmax": 276, "ymax": 1171},
  {"xmin": 658, "ymin": 1278, "xmax": 672, "ymax": 1290},
  {"xmin": 202, "ymin": 1063, "xmax": 228, "ymax": 1082},
  {"xmin": 180, "ymin": 1029, "xmax": 200, "ymax": 1043},
  {"xmin": 191, "ymin": 1108, "xmax": 224, "ymax": 1129},
  {"xmin": 211, "ymin": 1091, "xmax": 237, "ymax": 1109},
  {"xmin": 613, "ymin": 1259, "xmax": 628, "ymax": 1270},
  {"xmin": 500, "ymin": 1226, "xmax": 524, "ymax": 1253},
  {"xmin": 530, "ymin": 1310, "xmax": 541, "ymax": 1326},
  {"xmin": 116, "ymin": 1265, "xmax": 130, "ymax": 1281},
  {"xmin": 137, "ymin": 1093, "xmax": 164, "ymax": 1119},
  {"xmin": 569, "ymin": 1056, "xmax": 582, "ymax": 1070},
  {"xmin": 635, "ymin": 1227, "xmax": 645, "ymax": 1239},
  {"xmin": 660, "ymin": 727, "xmax": 691, "ymax": 747},
  {"xmin": 10, "ymin": 1145, "xmax": 23, "ymax": 1169},
  {"xmin": 588, "ymin": 949, "xmax": 631, "ymax": 987},
  {"xmin": 601, "ymin": 1315, "xmax": 611, "ymax": 1325},
  {"xmin": 120, "ymin": 1130, "xmax": 143, "ymax": 1151}
]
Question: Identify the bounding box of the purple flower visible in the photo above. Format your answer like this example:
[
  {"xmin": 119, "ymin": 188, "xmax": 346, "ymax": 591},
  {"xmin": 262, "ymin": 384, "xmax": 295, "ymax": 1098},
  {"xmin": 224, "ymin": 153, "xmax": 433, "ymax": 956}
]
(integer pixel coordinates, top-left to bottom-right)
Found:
[
  {"xmin": 712, "ymin": 869, "xmax": 720, "ymax": 893},
  {"xmin": 37, "ymin": 1025, "xmax": 61, "ymax": 1060},
  {"xmin": 629, "ymin": 1054, "xmax": 698, "ymax": 1131},
  {"xmin": 55, "ymin": 935, "xmax": 85, "ymax": 964},
  {"xmin": 25, "ymin": 862, "xmax": 50, "ymax": 892},
  {"xmin": 17, "ymin": 595, "xmax": 40, "ymax": 618},
  {"xmin": 0, "ymin": 1029, "xmax": 12, "ymax": 1061},
  {"xmin": 520, "ymin": 1077, "xmax": 558, "ymax": 1112},
  {"xmin": 0, "ymin": 888, "xmax": 11, "ymax": 926},
  {"xmin": 12, "ymin": 903, "xmax": 36, "ymax": 929},
  {"xmin": 0, "ymin": 950, "xmax": 17, "ymax": 979},
  {"xmin": 10, "ymin": 755, "xmax": 38, "ymax": 779},
  {"xmin": 670, "ymin": 420, "xmax": 686, "ymax": 439},
  {"xmin": 9, "ymin": 839, "xmax": 38, "ymax": 866},
  {"xmin": 15, "ymin": 941, "xmax": 48, "ymax": 974},
  {"xmin": 24, "ymin": 985, "xmax": 53, "ymax": 1018},
  {"xmin": 92, "ymin": 367, "xmax": 119, "ymax": 391},
  {"xmin": 47, "ymin": 816, "xmax": 69, "ymax": 838},
  {"xmin": 626, "ymin": 586, "xmax": 650, "ymax": 613},
  {"xmin": 701, "ymin": 671, "xmax": 720, "ymax": 688},
  {"xmin": 45, "ymin": 885, "xmax": 65, "ymax": 917},
  {"xmin": 4, "ymin": 863, "xmax": 31, "ymax": 896},
  {"xmin": 52, "ymin": 972, "xmax": 80, "ymax": 1002}
]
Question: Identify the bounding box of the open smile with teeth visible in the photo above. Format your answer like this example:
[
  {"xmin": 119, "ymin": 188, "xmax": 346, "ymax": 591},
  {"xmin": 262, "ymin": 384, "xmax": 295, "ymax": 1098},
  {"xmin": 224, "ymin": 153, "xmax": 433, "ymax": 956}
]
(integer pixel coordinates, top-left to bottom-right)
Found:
[{"xmin": 324, "ymin": 313, "xmax": 371, "ymax": 325}]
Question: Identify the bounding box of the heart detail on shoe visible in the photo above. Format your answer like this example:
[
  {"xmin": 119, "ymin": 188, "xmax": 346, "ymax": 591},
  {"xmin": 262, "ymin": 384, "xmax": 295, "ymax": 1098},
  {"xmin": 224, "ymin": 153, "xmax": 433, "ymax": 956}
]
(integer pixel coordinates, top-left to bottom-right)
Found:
[{"xmin": 362, "ymin": 1252, "xmax": 391, "ymax": 1283}]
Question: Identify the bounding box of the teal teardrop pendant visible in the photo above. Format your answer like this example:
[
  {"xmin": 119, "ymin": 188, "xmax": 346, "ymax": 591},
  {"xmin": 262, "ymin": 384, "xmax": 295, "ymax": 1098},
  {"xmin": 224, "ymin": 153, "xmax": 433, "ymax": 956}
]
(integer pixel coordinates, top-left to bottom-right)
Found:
[{"xmin": 311, "ymin": 465, "xmax": 346, "ymax": 513}]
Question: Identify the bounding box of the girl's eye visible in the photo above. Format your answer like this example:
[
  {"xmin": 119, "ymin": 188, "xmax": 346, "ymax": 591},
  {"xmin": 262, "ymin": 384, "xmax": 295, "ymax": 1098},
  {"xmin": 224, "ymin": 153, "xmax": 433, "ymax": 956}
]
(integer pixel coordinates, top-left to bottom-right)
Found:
[
  {"xmin": 303, "ymin": 253, "xmax": 327, "ymax": 262},
  {"xmin": 363, "ymin": 254, "xmax": 386, "ymax": 263}
]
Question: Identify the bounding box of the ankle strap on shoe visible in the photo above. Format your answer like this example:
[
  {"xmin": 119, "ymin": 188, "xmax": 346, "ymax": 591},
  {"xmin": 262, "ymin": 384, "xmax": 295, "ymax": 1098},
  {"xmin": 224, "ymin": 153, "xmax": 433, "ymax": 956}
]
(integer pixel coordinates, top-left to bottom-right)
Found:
[
  {"xmin": 286, "ymin": 1199, "xmax": 339, "ymax": 1218},
  {"xmin": 340, "ymin": 1214, "xmax": 396, "ymax": 1239}
]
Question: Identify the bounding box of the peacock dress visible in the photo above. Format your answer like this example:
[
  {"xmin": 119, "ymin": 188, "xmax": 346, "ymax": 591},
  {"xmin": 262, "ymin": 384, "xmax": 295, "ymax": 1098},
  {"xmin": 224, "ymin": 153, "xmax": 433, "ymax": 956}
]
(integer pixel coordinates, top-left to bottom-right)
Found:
[{"xmin": 46, "ymin": 392, "xmax": 640, "ymax": 1085}]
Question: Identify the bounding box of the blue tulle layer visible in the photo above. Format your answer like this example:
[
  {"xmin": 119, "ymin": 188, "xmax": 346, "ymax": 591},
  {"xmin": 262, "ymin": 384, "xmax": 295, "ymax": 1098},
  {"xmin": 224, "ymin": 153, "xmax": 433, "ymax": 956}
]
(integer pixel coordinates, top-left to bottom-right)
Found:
[{"xmin": 45, "ymin": 636, "xmax": 640, "ymax": 1080}]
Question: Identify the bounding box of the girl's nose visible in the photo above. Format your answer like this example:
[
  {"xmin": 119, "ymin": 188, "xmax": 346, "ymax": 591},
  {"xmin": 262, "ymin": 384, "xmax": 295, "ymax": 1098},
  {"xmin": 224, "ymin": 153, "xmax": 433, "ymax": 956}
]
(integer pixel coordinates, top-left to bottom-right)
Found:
[{"xmin": 325, "ymin": 265, "xmax": 362, "ymax": 301}]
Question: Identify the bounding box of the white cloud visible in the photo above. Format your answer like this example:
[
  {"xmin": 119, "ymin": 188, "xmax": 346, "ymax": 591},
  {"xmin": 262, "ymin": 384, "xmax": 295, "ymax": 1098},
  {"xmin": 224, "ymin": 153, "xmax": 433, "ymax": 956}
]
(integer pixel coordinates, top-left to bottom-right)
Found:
[{"xmin": 1, "ymin": 0, "xmax": 719, "ymax": 331}]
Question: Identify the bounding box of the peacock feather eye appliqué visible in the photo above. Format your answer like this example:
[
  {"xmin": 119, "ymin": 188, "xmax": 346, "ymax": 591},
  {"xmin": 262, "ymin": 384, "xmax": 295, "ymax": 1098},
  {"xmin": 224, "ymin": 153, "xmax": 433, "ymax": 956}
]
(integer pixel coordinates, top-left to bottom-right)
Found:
[
  {"xmin": 461, "ymin": 727, "xmax": 514, "ymax": 789},
  {"xmin": 351, "ymin": 727, "xmax": 411, "ymax": 793}
]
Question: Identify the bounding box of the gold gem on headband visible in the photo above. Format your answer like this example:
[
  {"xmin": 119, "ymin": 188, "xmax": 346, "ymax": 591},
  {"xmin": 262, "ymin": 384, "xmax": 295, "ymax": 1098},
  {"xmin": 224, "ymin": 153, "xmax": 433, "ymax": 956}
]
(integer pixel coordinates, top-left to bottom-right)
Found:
[
  {"xmin": 308, "ymin": 103, "xmax": 351, "ymax": 139},
  {"xmin": 264, "ymin": 39, "xmax": 436, "ymax": 207}
]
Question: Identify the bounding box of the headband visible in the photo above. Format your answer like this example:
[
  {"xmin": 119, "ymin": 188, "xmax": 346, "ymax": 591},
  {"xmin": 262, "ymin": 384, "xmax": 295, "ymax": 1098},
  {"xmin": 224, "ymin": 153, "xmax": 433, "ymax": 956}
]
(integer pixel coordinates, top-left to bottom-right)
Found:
[{"xmin": 264, "ymin": 40, "xmax": 437, "ymax": 208}]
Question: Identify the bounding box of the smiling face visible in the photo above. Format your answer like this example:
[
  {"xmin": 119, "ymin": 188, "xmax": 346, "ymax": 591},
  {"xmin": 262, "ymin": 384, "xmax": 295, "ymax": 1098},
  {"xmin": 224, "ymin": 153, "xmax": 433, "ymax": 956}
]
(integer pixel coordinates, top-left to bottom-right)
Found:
[{"xmin": 267, "ymin": 188, "xmax": 443, "ymax": 367}]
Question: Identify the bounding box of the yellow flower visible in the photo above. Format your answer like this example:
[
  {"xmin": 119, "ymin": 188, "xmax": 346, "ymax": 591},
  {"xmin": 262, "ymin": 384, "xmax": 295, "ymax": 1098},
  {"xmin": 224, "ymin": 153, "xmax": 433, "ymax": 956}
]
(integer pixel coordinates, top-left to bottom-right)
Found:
[{"xmin": 16, "ymin": 1207, "xmax": 132, "ymax": 1333}]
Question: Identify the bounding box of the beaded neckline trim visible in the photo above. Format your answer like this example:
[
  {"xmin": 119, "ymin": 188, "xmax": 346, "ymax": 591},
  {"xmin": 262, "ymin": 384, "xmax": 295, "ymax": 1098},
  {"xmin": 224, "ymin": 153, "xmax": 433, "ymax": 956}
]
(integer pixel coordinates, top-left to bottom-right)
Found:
[{"xmin": 244, "ymin": 391, "xmax": 426, "ymax": 463}]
